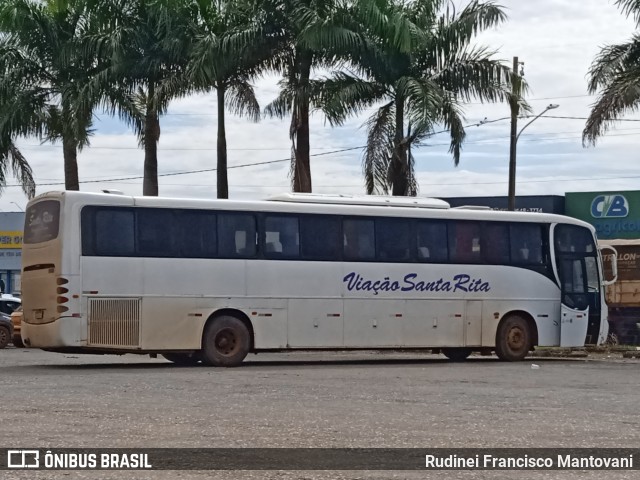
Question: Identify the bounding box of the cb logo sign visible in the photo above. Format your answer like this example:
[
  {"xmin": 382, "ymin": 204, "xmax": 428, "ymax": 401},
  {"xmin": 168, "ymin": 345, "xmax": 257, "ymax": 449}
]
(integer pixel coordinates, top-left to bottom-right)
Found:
[{"xmin": 591, "ymin": 195, "xmax": 629, "ymax": 218}]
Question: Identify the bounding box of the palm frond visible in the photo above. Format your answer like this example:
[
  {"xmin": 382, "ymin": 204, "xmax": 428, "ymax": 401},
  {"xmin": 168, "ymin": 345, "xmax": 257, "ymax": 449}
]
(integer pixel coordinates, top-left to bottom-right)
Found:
[
  {"xmin": 319, "ymin": 71, "xmax": 387, "ymax": 126},
  {"xmin": 616, "ymin": 0, "xmax": 640, "ymax": 25},
  {"xmin": 362, "ymin": 101, "xmax": 394, "ymax": 195},
  {"xmin": 227, "ymin": 80, "xmax": 261, "ymax": 121},
  {"xmin": 0, "ymin": 136, "xmax": 36, "ymax": 198},
  {"xmin": 428, "ymin": 47, "xmax": 513, "ymax": 104},
  {"xmin": 440, "ymin": 95, "xmax": 466, "ymax": 166},
  {"xmin": 406, "ymin": 146, "xmax": 417, "ymax": 196},
  {"xmin": 264, "ymin": 83, "xmax": 295, "ymax": 119},
  {"xmin": 587, "ymin": 36, "xmax": 640, "ymax": 93},
  {"xmin": 583, "ymin": 65, "xmax": 640, "ymax": 145}
]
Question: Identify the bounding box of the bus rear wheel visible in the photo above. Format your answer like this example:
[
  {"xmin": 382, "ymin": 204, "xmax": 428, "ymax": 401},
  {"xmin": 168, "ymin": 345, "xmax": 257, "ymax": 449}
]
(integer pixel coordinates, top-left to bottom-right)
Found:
[
  {"xmin": 442, "ymin": 348, "xmax": 472, "ymax": 361},
  {"xmin": 201, "ymin": 315, "xmax": 250, "ymax": 367},
  {"xmin": 12, "ymin": 335, "xmax": 24, "ymax": 348},
  {"xmin": 0, "ymin": 325, "xmax": 9, "ymax": 349},
  {"xmin": 495, "ymin": 314, "xmax": 531, "ymax": 361},
  {"xmin": 162, "ymin": 352, "xmax": 201, "ymax": 366}
]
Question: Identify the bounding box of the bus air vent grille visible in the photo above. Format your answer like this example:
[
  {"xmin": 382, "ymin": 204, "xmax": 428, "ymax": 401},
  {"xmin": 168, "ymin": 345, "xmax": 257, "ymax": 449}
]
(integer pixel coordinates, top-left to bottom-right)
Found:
[{"xmin": 88, "ymin": 298, "xmax": 141, "ymax": 347}]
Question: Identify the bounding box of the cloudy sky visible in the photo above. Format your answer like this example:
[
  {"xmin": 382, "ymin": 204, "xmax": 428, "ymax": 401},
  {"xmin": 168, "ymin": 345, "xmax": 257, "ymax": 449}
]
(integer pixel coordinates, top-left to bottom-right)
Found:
[{"xmin": 1, "ymin": 0, "xmax": 639, "ymax": 212}]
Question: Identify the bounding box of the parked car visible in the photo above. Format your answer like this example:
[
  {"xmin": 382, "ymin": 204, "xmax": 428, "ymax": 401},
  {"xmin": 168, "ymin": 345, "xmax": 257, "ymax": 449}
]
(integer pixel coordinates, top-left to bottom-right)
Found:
[
  {"xmin": 0, "ymin": 312, "xmax": 13, "ymax": 349},
  {"xmin": 0, "ymin": 295, "xmax": 21, "ymax": 316},
  {"xmin": 11, "ymin": 306, "xmax": 23, "ymax": 348}
]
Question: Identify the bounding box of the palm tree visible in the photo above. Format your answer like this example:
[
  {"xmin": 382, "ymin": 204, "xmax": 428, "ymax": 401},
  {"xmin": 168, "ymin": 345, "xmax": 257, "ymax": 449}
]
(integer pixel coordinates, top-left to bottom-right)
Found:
[
  {"xmin": 188, "ymin": 0, "xmax": 271, "ymax": 199},
  {"xmin": 583, "ymin": 0, "xmax": 640, "ymax": 145},
  {"xmin": 0, "ymin": 0, "xmax": 98, "ymax": 191},
  {"xmin": 321, "ymin": 0, "xmax": 514, "ymax": 195},
  {"xmin": 84, "ymin": 0, "xmax": 193, "ymax": 196},
  {"xmin": 264, "ymin": 0, "xmax": 366, "ymax": 193}
]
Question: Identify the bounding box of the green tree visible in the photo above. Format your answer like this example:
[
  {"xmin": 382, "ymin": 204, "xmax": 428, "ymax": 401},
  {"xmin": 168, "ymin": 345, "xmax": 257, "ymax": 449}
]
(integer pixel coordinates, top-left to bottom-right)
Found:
[
  {"xmin": 583, "ymin": 0, "xmax": 640, "ymax": 145},
  {"xmin": 321, "ymin": 0, "xmax": 513, "ymax": 195},
  {"xmin": 0, "ymin": 0, "xmax": 98, "ymax": 191},
  {"xmin": 264, "ymin": 0, "xmax": 365, "ymax": 192},
  {"xmin": 188, "ymin": 0, "xmax": 271, "ymax": 199}
]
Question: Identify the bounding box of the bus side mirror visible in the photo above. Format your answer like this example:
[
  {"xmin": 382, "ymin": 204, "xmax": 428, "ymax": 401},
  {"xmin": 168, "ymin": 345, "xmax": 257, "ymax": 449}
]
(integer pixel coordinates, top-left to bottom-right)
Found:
[{"xmin": 599, "ymin": 245, "xmax": 618, "ymax": 286}]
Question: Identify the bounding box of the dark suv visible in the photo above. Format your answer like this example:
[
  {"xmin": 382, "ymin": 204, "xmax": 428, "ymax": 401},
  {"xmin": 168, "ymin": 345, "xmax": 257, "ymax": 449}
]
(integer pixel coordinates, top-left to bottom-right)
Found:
[{"xmin": 0, "ymin": 312, "xmax": 13, "ymax": 349}]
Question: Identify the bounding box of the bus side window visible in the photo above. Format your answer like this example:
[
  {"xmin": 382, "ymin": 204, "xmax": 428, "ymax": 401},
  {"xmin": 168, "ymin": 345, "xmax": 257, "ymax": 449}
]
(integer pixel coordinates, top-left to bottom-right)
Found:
[
  {"xmin": 448, "ymin": 221, "xmax": 482, "ymax": 264},
  {"xmin": 300, "ymin": 216, "xmax": 341, "ymax": 260},
  {"xmin": 510, "ymin": 224, "xmax": 543, "ymax": 265},
  {"xmin": 416, "ymin": 221, "xmax": 447, "ymax": 263},
  {"xmin": 93, "ymin": 209, "xmax": 135, "ymax": 256},
  {"xmin": 178, "ymin": 211, "xmax": 217, "ymax": 258},
  {"xmin": 376, "ymin": 218, "xmax": 410, "ymax": 261},
  {"xmin": 264, "ymin": 216, "xmax": 299, "ymax": 258},
  {"xmin": 483, "ymin": 223, "xmax": 509, "ymax": 264},
  {"xmin": 136, "ymin": 209, "xmax": 176, "ymax": 257},
  {"xmin": 218, "ymin": 213, "xmax": 256, "ymax": 257},
  {"xmin": 343, "ymin": 219, "xmax": 375, "ymax": 261}
]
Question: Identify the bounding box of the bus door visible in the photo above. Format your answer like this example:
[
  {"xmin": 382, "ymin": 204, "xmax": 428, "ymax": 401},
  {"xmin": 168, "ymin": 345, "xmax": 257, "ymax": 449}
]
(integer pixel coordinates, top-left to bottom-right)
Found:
[
  {"xmin": 554, "ymin": 225, "xmax": 601, "ymax": 347},
  {"xmin": 557, "ymin": 257, "xmax": 590, "ymax": 347}
]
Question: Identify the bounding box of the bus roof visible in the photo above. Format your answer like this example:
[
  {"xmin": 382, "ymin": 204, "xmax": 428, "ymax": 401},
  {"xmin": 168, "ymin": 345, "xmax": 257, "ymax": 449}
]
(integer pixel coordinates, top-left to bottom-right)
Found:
[
  {"xmin": 267, "ymin": 192, "xmax": 450, "ymax": 209},
  {"xmin": 30, "ymin": 190, "xmax": 596, "ymax": 231}
]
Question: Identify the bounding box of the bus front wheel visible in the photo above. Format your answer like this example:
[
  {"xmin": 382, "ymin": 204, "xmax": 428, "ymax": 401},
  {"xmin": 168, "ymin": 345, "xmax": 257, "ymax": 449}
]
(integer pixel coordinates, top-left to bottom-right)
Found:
[
  {"xmin": 201, "ymin": 315, "xmax": 250, "ymax": 367},
  {"xmin": 442, "ymin": 348, "xmax": 472, "ymax": 361},
  {"xmin": 495, "ymin": 314, "xmax": 531, "ymax": 361}
]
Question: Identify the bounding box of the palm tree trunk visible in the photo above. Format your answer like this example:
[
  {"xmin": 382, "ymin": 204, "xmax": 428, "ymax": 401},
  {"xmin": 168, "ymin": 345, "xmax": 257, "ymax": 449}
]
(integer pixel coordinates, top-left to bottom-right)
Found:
[
  {"xmin": 217, "ymin": 85, "xmax": 229, "ymax": 199},
  {"xmin": 61, "ymin": 103, "xmax": 80, "ymax": 191},
  {"xmin": 391, "ymin": 96, "xmax": 408, "ymax": 196},
  {"xmin": 62, "ymin": 135, "xmax": 80, "ymax": 191},
  {"xmin": 292, "ymin": 50, "xmax": 312, "ymax": 193},
  {"xmin": 143, "ymin": 83, "xmax": 160, "ymax": 196}
]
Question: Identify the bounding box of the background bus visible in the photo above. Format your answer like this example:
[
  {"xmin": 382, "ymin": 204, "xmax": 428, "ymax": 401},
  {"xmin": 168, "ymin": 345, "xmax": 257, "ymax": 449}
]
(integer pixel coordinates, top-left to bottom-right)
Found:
[{"xmin": 20, "ymin": 191, "xmax": 615, "ymax": 366}]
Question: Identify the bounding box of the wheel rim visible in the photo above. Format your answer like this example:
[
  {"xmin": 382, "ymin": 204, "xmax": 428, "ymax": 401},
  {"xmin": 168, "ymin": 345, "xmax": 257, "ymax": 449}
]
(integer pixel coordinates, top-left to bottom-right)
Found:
[
  {"xmin": 506, "ymin": 325, "xmax": 526, "ymax": 352},
  {"xmin": 0, "ymin": 328, "xmax": 8, "ymax": 345},
  {"xmin": 214, "ymin": 328, "xmax": 239, "ymax": 356}
]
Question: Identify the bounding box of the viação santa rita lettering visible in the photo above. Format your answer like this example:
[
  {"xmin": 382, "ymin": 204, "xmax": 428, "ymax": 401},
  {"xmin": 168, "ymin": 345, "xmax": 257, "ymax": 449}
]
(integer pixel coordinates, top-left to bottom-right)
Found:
[{"xmin": 343, "ymin": 272, "xmax": 491, "ymax": 296}]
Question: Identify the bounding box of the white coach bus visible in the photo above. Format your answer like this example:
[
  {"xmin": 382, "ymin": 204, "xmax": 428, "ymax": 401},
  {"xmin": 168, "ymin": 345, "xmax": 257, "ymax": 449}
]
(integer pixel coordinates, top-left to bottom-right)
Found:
[{"xmin": 20, "ymin": 191, "xmax": 616, "ymax": 366}]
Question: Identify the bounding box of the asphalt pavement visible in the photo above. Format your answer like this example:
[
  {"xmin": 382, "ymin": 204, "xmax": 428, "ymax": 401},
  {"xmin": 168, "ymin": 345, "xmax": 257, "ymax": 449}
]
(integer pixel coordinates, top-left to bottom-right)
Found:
[{"xmin": 1, "ymin": 347, "xmax": 639, "ymax": 480}]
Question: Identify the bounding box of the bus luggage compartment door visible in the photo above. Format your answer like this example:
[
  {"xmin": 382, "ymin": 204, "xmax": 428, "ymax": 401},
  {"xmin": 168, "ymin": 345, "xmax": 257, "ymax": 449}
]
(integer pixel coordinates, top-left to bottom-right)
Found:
[{"xmin": 464, "ymin": 300, "xmax": 482, "ymax": 346}]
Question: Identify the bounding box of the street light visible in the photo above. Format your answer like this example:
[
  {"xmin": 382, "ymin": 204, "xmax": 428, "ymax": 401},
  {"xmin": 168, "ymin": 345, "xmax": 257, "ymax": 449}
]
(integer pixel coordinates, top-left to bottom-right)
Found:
[{"xmin": 508, "ymin": 103, "xmax": 559, "ymax": 211}]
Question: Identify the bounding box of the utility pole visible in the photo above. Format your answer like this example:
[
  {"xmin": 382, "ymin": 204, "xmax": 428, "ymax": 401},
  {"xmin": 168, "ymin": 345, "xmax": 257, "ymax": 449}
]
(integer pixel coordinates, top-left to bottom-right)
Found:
[{"xmin": 508, "ymin": 56, "xmax": 520, "ymax": 212}]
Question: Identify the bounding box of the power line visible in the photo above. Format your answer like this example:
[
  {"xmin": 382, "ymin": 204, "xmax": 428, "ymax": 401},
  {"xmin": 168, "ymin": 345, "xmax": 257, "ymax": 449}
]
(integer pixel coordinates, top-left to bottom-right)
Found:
[
  {"xmin": 10, "ymin": 146, "xmax": 365, "ymax": 187},
  {"xmin": 20, "ymin": 173, "xmax": 640, "ymax": 190},
  {"xmin": 18, "ymin": 117, "xmax": 513, "ymax": 152},
  {"xmin": 105, "ymin": 173, "xmax": 640, "ymax": 188},
  {"xmin": 6, "ymin": 116, "xmax": 638, "ymax": 188},
  {"xmin": 527, "ymin": 114, "xmax": 640, "ymax": 122}
]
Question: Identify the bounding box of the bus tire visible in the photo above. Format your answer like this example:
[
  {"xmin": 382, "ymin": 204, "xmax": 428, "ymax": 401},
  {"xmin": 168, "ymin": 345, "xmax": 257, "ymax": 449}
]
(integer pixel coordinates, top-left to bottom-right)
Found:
[
  {"xmin": 495, "ymin": 314, "xmax": 531, "ymax": 361},
  {"xmin": 162, "ymin": 352, "xmax": 201, "ymax": 366},
  {"xmin": 12, "ymin": 335, "xmax": 24, "ymax": 348},
  {"xmin": 442, "ymin": 348, "xmax": 472, "ymax": 361},
  {"xmin": 0, "ymin": 325, "xmax": 9, "ymax": 349},
  {"xmin": 201, "ymin": 315, "xmax": 250, "ymax": 367}
]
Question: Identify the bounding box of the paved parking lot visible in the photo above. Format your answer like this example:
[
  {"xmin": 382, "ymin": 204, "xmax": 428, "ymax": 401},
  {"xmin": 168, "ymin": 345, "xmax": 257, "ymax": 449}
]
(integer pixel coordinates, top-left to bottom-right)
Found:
[{"xmin": 1, "ymin": 347, "xmax": 639, "ymax": 479}]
